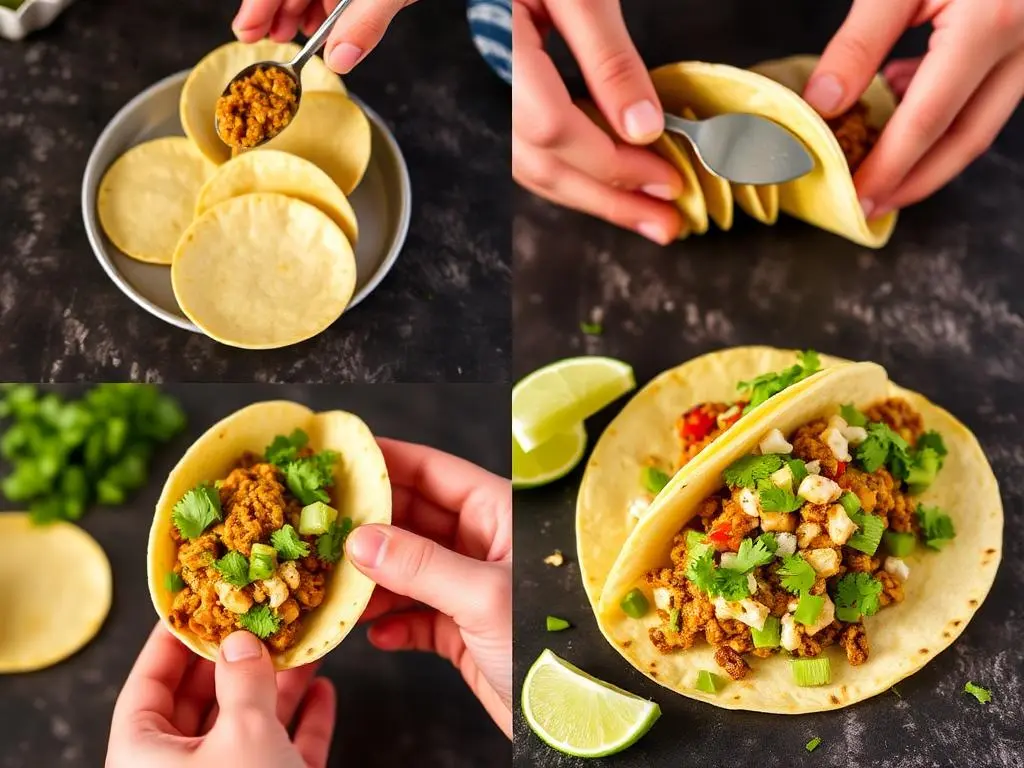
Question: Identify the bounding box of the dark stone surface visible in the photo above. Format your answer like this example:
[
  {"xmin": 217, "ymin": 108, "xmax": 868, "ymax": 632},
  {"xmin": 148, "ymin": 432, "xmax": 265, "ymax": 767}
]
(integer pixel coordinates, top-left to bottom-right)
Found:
[
  {"xmin": 513, "ymin": 2, "xmax": 1024, "ymax": 766},
  {"xmin": 0, "ymin": 0, "xmax": 510, "ymax": 383},
  {"xmin": 0, "ymin": 384, "xmax": 510, "ymax": 768}
]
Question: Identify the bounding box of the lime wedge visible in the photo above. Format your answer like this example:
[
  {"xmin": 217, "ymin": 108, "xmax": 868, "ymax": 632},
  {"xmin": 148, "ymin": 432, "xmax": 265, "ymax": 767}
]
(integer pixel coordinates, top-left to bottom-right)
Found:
[
  {"xmin": 513, "ymin": 423, "xmax": 587, "ymax": 490},
  {"xmin": 512, "ymin": 357, "xmax": 635, "ymax": 452},
  {"xmin": 522, "ymin": 649, "xmax": 661, "ymax": 758}
]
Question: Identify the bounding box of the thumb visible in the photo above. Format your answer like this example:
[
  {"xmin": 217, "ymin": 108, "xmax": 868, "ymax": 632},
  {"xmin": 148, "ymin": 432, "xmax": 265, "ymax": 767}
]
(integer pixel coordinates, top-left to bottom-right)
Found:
[
  {"xmin": 324, "ymin": 0, "xmax": 413, "ymax": 74},
  {"xmin": 346, "ymin": 525, "xmax": 507, "ymax": 632},
  {"xmin": 213, "ymin": 631, "xmax": 278, "ymax": 719}
]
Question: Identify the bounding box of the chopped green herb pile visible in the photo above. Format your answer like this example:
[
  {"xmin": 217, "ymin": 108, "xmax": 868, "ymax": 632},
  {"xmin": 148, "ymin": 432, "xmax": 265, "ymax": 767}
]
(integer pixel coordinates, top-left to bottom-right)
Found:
[
  {"xmin": 805, "ymin": 737, "xmax": 822, "ymax": 753},
  {"xmin": 834, "ymin": 573, "xmax": 882, "ymax": 622},
  {"xmin": 917, "ymin": 505, "xmax": 956, "ymax": 549},
  {"xmin": 265, "ymin": 429, "xmax": 339, "ymax": 505},
  {"xmin": 722, "ymin": 454, "xmax": 784, "ymax": 489},
  {"xmin": 964, "ymin": 681, "xmax": 992, "ymax": 704},
  {"xmin": 777, "ymin": 555, "xmax": 815, "ymax": 594},
  {"xmin": 737, "ymin": 350, "xmax": 820, "ymax": 413},
  {"xmin": 0, "ymin": 385, "xmax": 186, "ymax": 524},
  {"xmin": 239, "ymin": 604, "xmax": 281, "ymax": 639}
]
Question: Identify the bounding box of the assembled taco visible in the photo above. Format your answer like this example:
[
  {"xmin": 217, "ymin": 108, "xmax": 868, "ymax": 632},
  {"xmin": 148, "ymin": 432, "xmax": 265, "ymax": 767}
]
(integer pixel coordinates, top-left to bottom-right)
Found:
[
  {"xmin": 585, "ymin": 359, "xmax": 1001, "ymax": 712},
  {"xmin": 148, "ymin": 401, "xmax": 391, "ymax": 669}
]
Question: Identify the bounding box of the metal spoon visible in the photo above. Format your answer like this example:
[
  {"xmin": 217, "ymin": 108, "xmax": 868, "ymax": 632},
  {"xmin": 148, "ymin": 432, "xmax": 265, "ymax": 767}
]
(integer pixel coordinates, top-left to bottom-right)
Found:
[
  {"xmin": 664, "ymin": 112, "xmax": 815, "ymax": 185},
  {"xmin": 215, "ymin": 0, "xmax": 357, "ymax": 148}
]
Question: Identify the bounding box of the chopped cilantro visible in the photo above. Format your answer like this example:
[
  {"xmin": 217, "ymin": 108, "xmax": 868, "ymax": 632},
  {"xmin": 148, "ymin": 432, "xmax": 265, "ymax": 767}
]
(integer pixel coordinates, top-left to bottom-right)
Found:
[
  {"xmin": 905, "ymin": 447, "xmax": 942, "ymax": 493},
  {"xmin": 805, "ymin": 737, "xmax": 822, "ymax": 753},
  {"xmin": 777, "ymin": 555, "xmax": 815, "ymax": 594},
  {"xmin": 840, "ymin": 403, "xmax": 867, "ymax": 427},
  {"xmin": 271, "ymin": 524, "xmax": 310, "ymax": 560},
  {"xmin": 264, "ymin": 428, "xmax": 309, "ymax": 466},
  {"xmin": 213, "ymin": 550, "xmax": 251, "ymax": 588},
  {"xmin": 915, "ymin": 430, "xmax": 947, "ymax": 460},
  {"xmin": 317, "ymin": 517, "xmax": 353, "ymax": 563},
  {"xmin": 712, "ymin": 566, "xmax": 751, "ymax": 601},
  {"xmin": 756, "ymin": 532, "xmax": 778, "ymax": 554},
  {"xmin": 284, "ymin": 449, "xmax": 339, "ymax": 505},
  {"xmin": 685, "ymin": 548, "xmax": 717, "ymax": 594},
  {"xmin": 165, "ymin": 571, "xmax": 185, "ymax": 592},
  {"xmin": 171, "ymin": 484, "xmax": 221, "ymax": 540},
  {"xmin": 642, "ymin": 466, "xmax": 671, "ymax": 495},
  {"xmin": 917, "ymin": 505, "xmax": 955, "ymax": 549},
  {"xmin": 579, "ymin": 321, "xmax": 603, "ymax": 336},
  {"xmin": 730, "ymin": 538, "xmax": 775, "ymax": 572},
  {"xmin": 757, "ymin": 481, "xmax": 803, "ymax": 513},
  {"xmin": 787, "ymin": 458, "xmax": 808, "ymax": 490},
  {"xmin": 855, "ymin": 422, "xmax": 910, "ymax": 477},
  {"xmin": 834, "ymin": 572, "xmax": 882, "ymax": 622},
  {"xmin": 964, "ymin": 682, "xmax": 992, "ymax": 704},
  {"xmin": 668, "ymin": 608, "xmax": 681, "ymax": 632},
  {"xmin": 737, "ymin": 350, "xmax": 821, "ymax": 413},
  {"xmin": 722, "ymin": 454, "xmax": 784, "ymax": 489},
  {"xmin": 238, "ymin": 604, "xmax": 281, "ymax": 640}
]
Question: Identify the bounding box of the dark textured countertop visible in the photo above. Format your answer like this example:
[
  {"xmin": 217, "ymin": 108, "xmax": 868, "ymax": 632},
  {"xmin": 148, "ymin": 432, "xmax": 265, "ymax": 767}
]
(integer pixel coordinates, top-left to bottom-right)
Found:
[
  {"xmin": 0, "ymin": 0, "xmax": 510, "ymax": 383},
  {"xmin": 513, "ymin": 2, "xmax": 1024, "ymax": 766},
  {"xmin": 0, "ymin": 384, "xmax": 510, "ymax": 768}
]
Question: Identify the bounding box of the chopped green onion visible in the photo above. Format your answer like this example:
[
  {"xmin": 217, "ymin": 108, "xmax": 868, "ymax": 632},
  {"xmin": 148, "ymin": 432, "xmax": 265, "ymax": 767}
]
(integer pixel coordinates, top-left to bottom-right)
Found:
[
  {"xmin": 805, "ymin": 737, "xmax": 822, "ymax": 753},
  {"xmin": 840, "ymin": 403, "xmax": 867, "ymax": 427},
  {"xmin": 668, "ymin": 608, "xmax": 681, "ymax": 631},
  {"xmin": 791, "ymin": 657, "xmax": 831, "ymax": 687},
  {"xmin": 620, "ymin": 588, "xmax": 649, "ymax": 619},
  {"xmin": 839, "ymin": 491, "xmax": 861, "ymax": 516},
  {"xmin": 751, "ymin": 615, "xmax": 781, "ymax": 648},
  {"xmin": 642, "ymin": 466, "xmax": 671, "ymax": 495},
  {"xmin": 579, "ymin": 321, "xmax": 602, "ymax": 335},
  {"xmin": 847, "ymin": 512, "xmax": 884, "ymax": 555},
  {"xmin": 248, "ymin": 542, "xmax": 278, "ymax": 581},
  {"xmin": 165, "ymin": 571, "xmax": 185, "ymax": 592},
  {"xmin": 695, "ymin": 670, "xmax": 724, "ymax": 694},
  {"xmin": 545, "ymin": 616, "xmax": 570, "ymax": 632},
  {"xmin": 964, "ymin": 681, "xmax": 991, "ymax": 704},
  {"xmin": 298, "ymin": 501, "xmax": 338, "ymax": 535},
  {"xmin": 883, "ymin": 530, "xmax": 916, "ymax": 557},
  {"xmin": 794, "ymin": 593, "xmax": 825, "ymax": 626}
]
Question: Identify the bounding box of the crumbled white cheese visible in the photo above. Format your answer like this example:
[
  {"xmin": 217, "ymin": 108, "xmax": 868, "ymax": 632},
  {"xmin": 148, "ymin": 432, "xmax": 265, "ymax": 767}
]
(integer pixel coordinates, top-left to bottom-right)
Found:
[
  {"xmin": 805, "ymin": 460, "xmax": 821, "ymax": 475},
  {"xmin": 830, "ymin": 414, "xmax": 867, "ymax": 445},
  {"xmin": 796, "ymin": 522, "xmax": 821, "ymax": 549},
  {"xmin": 798, "ymin": 474, "xmax": 842, "ymax": 504},
  {"xmin": 713, "ymin": 597, "xmax": 769, "ymax": 631},
  {"xmin": 760, "ymin": 511, "xmax": 797, "ymax": 532},
  {"xmin": 747, "ymin": 572, "xmax": 758, "ymax": 594},
  {"xmin": 801, "ymin": 548, "xmax": 841, "ymax": 578},
  {"xmin": 780, "ymin": 614, "xmax": 800, "ymax": 651},
  {"xmin": 821, "ymin": 426, "xmax": 852, "ymax": 462},
  {"xmin": 826, "ymin": 503, "xmax": 857, "ymax": 545},
  {"xmin": 759, "ymin": 428, "xmax": 794, "ymax": 455},
  {"xmin": 215, "ymin": 581, "xmax": 254, "ymax": 614},
  {"xmin": 775, "ymin": 532, "xmax": 797, "ymax": 557},
  {"xmin": 543, "ymin": 550, "xmax": 564, "ymax": 567},
  {"xmin": 770, "ymin": 465, "xmax": 794, "ymax": 490},
  {"xmin": 803, "ymin": 595, "xmax": 836, "ymax": 636},
  {"xmin": 884, "ymin": 556, "xmax": 910, "ymax": 582},
  {"xmin": 628, "ymin": 497, "xmax": 651, "ymax": 521},
  {"xmin": 737, "ymin": 487, "xmax": 760, "ymax": 517},
  {"xmin": 653, "ymin": 587, "xmax": 672, "ymax": 612},
  {"xmin": 720, "ymin": 552, "xmax": 738, "ymax": 570}
]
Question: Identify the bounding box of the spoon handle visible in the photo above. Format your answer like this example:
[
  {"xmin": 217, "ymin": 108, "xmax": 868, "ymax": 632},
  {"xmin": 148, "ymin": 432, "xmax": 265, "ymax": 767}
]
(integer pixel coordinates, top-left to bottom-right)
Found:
[
  {"xmin": 663, "ymin": 113, "xmax": 697, "ymax": 142},
  {"xmin": 290, "ymin": 0, "xmax": 358, "ymax": 74}
]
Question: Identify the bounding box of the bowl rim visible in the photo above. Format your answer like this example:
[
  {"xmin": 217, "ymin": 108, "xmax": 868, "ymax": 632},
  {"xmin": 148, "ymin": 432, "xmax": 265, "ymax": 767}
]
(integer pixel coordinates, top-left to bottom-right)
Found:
[{"xmin": 80, "ymin": 68, "xmax": 412, "ymax": 335}]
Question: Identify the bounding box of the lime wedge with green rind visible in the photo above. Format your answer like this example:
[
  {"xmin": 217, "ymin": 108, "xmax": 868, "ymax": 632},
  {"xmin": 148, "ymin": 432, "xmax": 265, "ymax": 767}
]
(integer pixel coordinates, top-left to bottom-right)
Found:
[{"xmin": 513, "ymin": 423, "xmax": 586, "ymax": 490}]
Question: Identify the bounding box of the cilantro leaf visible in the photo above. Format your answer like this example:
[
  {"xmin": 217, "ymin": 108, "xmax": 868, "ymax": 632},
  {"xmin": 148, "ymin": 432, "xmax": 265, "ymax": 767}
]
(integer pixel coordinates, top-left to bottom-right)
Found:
[
  {"xmin": 840, "ymin": 404, "xmax": 867, "ymax": 427},
  {"xmin": 964, "ymin": 682, "xmax": 992, "ymax": 704},
  {"xmin": 834, "ymin": 572, "xmax": 882, "ymax": 620},
  {"xmin": 730, "ymin": 538, "xmax": 775, "ymax": 572},
  {"xmin": 238, "ymin": 604, "xmax": 281, "ymax": 640},
  {"xmin": 756, "ymin": 532, "xmax": 778, "ymax": 554},
  {"xmin": 213, "ymin": 551, "xmax": 251, "ymax": 588},
  {"xmin": 264, "ymin": 429, "xmax": 309, "ymax": 466},
  {"xmin": 757, "ymin": 481, "xmax": 803, "ymax": 513},
  {"xmin": 737, "ymin": 350, "xmax": 821, "ymax": 412},
  {"xmin": 722, "ymin": 454, "xmax": 784, "ymax": 489},
  {"xmin": 317, "ymin": 517, "xmax": 353, "ymax": 563},
  {"xmin": 712, "ymin": 567, "xmax": 751, "ymax": 601},
  {"xmin": 283, "ymin": 450, "xmax": 338, "ymax": 505},
  {"xmin": 642, "ymin": 466, "xmax": 672, "ymax": 495},
  {"xmin": 915, "ymin": 430, "xmax": 947, "ymax": 461},
  {"xmin": 777, "ymin": 555, "xmax": 816, "ymax": 594},
  {"xmin": 172, "ymin": 484, "xmax": 222, "ymax": 540},
  {"xmin": 685, "ymin": 548, "xmax": 717, "ymax": 594},
  {"xmin": 855, "ymin": 421, "xmax": 911, "ymax": 476},
  {"xmin": 271, "ymin": 524, "xmax": 310, "ymax": 560},
  {"xmin": 917, "ymin": 505, "xmax": 956, "ymax": 549},
  {"xmin": 165, "ymin": 571, "xmax": 185, "ymax": 592}
]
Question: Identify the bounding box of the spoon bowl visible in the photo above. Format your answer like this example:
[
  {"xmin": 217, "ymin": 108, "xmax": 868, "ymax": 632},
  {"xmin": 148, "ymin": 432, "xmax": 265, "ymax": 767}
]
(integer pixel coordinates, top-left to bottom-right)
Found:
[
  {"xmin": 664, "ymin": 111, "xmax": 815, "ymax": 185},
  {"xmin": 214, "ymin": 61, "xmax": 302, "ymax": 149}
]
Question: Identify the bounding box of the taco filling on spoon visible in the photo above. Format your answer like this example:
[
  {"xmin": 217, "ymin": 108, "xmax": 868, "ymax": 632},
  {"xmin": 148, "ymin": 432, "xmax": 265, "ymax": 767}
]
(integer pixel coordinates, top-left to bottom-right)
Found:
[
  {"xmin": 635, "ymin": 396, "xmax": 953, "ymax": 686},
  {"xmin": 165, "ymin": 429, "xmax": 352, "ymax": 652}
]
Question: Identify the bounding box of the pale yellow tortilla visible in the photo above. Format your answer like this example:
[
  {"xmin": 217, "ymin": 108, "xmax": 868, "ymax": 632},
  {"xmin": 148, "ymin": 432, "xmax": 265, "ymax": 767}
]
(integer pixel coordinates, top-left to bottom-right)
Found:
[
  {"xmin": 180, "ymin": 40, "xmax": 347, "ymax": 166},
  {"xmin": 581, "ymin": 353, "xmax": 1003, "ymax": 713},
  {"xmin": 0, "ymin": 514, "xmax": 112, "ymax": 673},
  {"xmin": 147, "ymin": 401, "xmax": 392, "ymax": 669},
  {"xmin": 678, "ymin": 107, "xmax": 732, "ymax": 232},
  {"xmin": 196, "ymin": 149, "xmax": 359, "ymax": 247},
  {"xmin": 97, "ymin": 137, "xmax": 214, "ymax": 265},
  {"xmin": 251, "ymin": 92, "xmax": 372, "ymax": 196},
  {"xmin": 171, "ymin": 192, "xmax": 356, "ymax": 349},
  {"xmin": 649, "ymin": 56, "xmax": 897, "ymax": 247}
]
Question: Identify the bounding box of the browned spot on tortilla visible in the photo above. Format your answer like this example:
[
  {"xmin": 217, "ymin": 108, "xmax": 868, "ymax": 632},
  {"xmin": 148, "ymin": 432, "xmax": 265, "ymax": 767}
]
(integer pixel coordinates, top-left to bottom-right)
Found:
[
  {"xmin": 733, "ymin": 695, "xmax": 741, "ymax": 701},
  {"xmin": 919, "ymin": 648, "xmax": 928, "ymax": 654},
  {"xmin": 649, "ymin": 662, "xmax": 657, "ymax": 669},
  {"xmin": 969, "ymin": 599, "xmax": 978, "ymax": 607},
  {"xmin": 952, "ymin": 620, "xmax": 962, "ymax": 627},
  {"xmin": 650, "ymin": 671, "xmax": 658, "ymax": 678},
  {"xmin": 840, "ymin": 685, "xmax": 848, "ymax": 696},
  {"xmin": 943, "ymin": 631, "xmax": 951, "ymax": 638},
  {"xmin": 622, "ymin": 640, "xmax": 632, "ymax": 648},
  {"xmin": 830, "ymin": 695, "xmax": 840, "ymax": 705},
  {"xmin": 985, "ymin": 548, "xmax": 996, "ymax": 554}
]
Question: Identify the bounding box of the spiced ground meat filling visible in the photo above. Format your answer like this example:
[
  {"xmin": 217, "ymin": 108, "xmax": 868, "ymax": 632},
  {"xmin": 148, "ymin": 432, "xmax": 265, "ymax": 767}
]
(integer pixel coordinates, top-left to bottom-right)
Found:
[
  {"xmin": 636, "ymin": 397, "xmax": 956, "ymax": 684},
  {"xmin": 215, "ymin": 65, "xmax": 298, "ymax": 149},
  {"xmin": 827, "ymin": 102, "xmax": 879, "ymax": 173}
]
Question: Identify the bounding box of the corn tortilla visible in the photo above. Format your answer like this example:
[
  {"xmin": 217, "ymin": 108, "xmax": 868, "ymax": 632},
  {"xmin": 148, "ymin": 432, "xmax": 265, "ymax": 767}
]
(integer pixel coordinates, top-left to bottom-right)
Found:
[
  {"xmin": 171, "ymin": 193, "xmax": 356, "ymax": 349},
  {"xmin": 97, "ymin": 137, "xmax": 214, "ymax": 265},
  {"xmin": 0, "ymin": 514, "xmax": 112, "ymax": 673},
  {"xmin": 148, "ymin": 401, "xmax": 392, "ymax": 669}
]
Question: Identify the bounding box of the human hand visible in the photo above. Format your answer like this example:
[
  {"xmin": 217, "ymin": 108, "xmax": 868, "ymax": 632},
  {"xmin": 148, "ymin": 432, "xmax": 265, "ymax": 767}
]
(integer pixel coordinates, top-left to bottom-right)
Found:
[
  {"xmin": 106, "ymin": 626, "xmax": 335, "ymax": 768},
  {"xmin": 345, "ymin": 438, "xmax": 513, "ymax": 738},
  {"xmin": 804, "ymin": 0, "xmax": 1024, "ymax": 219},
  {"xmin": 512, "ymin": 0, "xmax": 684, "ymax": 244},
  {"xmin": 232, "ymin": 0, "xmax": 418, "ymax": 74}
]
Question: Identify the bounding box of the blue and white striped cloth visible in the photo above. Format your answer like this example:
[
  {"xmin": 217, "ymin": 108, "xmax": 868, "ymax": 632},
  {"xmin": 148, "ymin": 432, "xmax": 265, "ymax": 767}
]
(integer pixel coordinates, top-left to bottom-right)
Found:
[{"xmin": 467, "ymin": 0, "xmax": 511, "ymax": 84}]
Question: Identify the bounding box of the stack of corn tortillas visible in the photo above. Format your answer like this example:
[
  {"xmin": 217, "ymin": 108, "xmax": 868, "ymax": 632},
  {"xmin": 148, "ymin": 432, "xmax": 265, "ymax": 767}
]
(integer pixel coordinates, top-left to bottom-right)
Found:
[{"xmin": 97, "ymin": 41, "xmax": 370, "ymax": 349}]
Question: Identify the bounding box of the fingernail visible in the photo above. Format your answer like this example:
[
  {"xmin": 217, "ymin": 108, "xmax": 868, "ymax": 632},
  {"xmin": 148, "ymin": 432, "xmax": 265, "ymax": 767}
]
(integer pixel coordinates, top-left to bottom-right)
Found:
[
  {"xmin": 804, "ymin": 74, "xmax": 844, "ymax": 115},
  {"xmin": 859, "ymin": 197, "xmax": 875, "ymax": 219},
  {"xmin": 347, "ymin": 527, "xmax": 386, "ymax": 568},
  {"xmin": 328, "ymin": 42, "xmax": 364, "ymax": 74},
  {"xmin": 641, "ymin": 183, "xmax": 676, "ymax": 201},
  {"xmin": 622, "ymin": 100, "xmax": 662, "ymax": 142},
  {"xmin": 637, "ymin": 221, "xmax": 670, "ymax": 245},
  {"xmin": 222, "ymin": 631, "xmax": 263, "ymax": 662}
]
